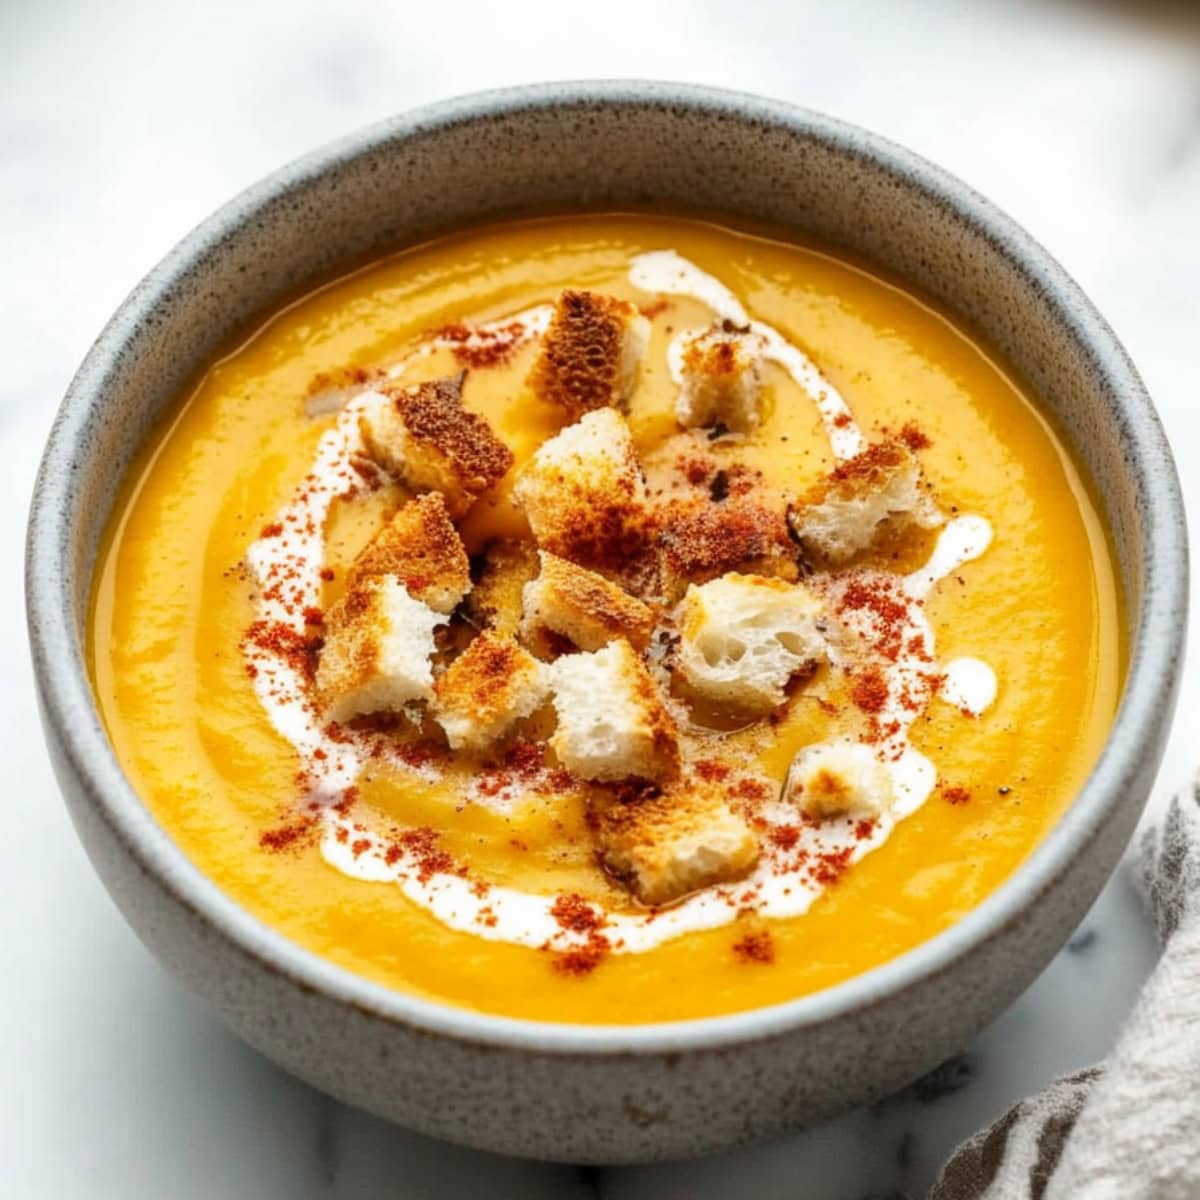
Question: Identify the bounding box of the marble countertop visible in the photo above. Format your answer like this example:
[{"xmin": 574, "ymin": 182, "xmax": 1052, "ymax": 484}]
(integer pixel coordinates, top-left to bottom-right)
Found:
[{"xmin": 3, "ymin": 1, "xmax": 1198, "ymax": 1195}]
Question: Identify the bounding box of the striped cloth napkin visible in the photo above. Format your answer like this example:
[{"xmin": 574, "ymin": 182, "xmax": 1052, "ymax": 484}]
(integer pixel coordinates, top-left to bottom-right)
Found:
[{"xmin": 929, "ymin": 783, "xmax": 1200, "ymax": 1198}]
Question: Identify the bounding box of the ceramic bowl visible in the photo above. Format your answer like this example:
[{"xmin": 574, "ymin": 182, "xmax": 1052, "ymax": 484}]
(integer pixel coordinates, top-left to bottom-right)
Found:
[{"xmin": 25, "ymin": 82, "xmax": 1187, "ymax": 1163}]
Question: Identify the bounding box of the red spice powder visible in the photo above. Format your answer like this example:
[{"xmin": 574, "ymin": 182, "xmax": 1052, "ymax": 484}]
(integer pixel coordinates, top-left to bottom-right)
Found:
[
  {"xmin": 395, "ymin": 740, "xmax": 442, "ymax": 771},
  {"xmin": 853, "ymin": 818, "xmax": 878, "ymax": 841},
  {"xmin": 243, "ymin": 620, "xmax": 323, "ymax": 678},
  {"xmin": 505, "ymin": 740, "xmax": 544, "ymax": 776},
  {"xmin": 472, "ymin": 740, "xmax": 553, "ymax": 798},
  {"xmin": 553, "ymin": 933, "xmax": 611, "ymax": 976},
  {"xmin": 851, "ymin": 667, "xmax": 889, "ymax": 715},
  {"xmin": 899, "ymin": 421, "xmax": 932, "ymax": 452},
  {"xmin": 833, "ymin": 412, "xmax": 852, "ymax": 429},
  {"xmin": 319, "ymin": 567, "xmax": 335, "ymax": 582},
  {"xmin": 732, "ymin": 930, "xmax": 775, "ymax": 964},
  {"xmin": 259, "ymin": 814, "xmax": 318, "ymax": 853},
  {"xmin": 770, "ymin": 824, "xmax": 801, "ymax": 849},
  {"xmin": 328, "ymin": 787, "xmax": 357, "ymax": 818},
  {"xmin": 811, "ymin": 846, "xmax": 854, "ymax": 886},
  {"xmin": 695, "ymin": 759, "xmax": 731, "ymax": 783},
  {"xmin": 350, "ymin": 837, "xmax": 372, "ymax": 858},
  {"xmin": 943, "ymin": 786, "xmax": 971, "ymax": 806},
  {"xmin": 387, "ymin": 826, "xmax": 456, "ymax": 882},
  {"xmin": 260, "ymin": 521, "xmax": 284, "ymax": 538},
  {"xmin": 728, "ymin": 777, "xmax": 769, "ymax": 802},
  {"xmin": 639, "ymin": 299, "xmax": 671, "ymax": 319},
  {"xmin": 550, "ymin": 893, "xmax": 605, "ymax": 935},
  {"xmin": 838, "ymin": 578, "xmax": 910, "ymax": 662}
]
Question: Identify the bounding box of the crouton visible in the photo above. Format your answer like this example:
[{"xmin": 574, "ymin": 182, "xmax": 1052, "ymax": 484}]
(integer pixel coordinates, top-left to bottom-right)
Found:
[
  {"xmin": 463, "ymin": 538, "xmax": 540, "ymax": 637},
  {"xmin": 347, "ymin": 492, "xmax": 470, "ymax": 614},
  {"xmin": 658, "ymin": 494, "xmax": 799, "ymax": 600},
  {"xmin": 512, "ymin": 408, "xmax": 654, "ymax": 573},
  {"xmin": 675, "ymin": 573, "xmax": 827, "ymax": 713},
  {"xmin": 357, "ymin": 371, "xmax": 514, "ymax": 516},
  {"xmin": 782, "ymin": 740, "xmax": 893, "ymax": 819},
  {"xmin": 548, "ymin": 640, "xmax": 680, "ymax": 783},
  {"xmin": 522, "ymin": 551, "xmax": 656, "ymax": 652},
  {"xmin": 593, "ymin": 780, "xmax": 759, "ymax": 906},
  {"xmin": 433, "ymin": 631, "xmax": 548, "ymax": 752},
  {"xmin": 528, "ymin": 290, "xmax": 649, "ymax": 419},
  {"xmin": 788, "ymin": 441, "xmax": 942, "ymax": 563},
  {"xmin": 675, "ymin": 322, "xmax": 765, "ymax": 432},
  {"xmin": 315, "ymin": 576, "xmax": 444, "ymax": 723}
]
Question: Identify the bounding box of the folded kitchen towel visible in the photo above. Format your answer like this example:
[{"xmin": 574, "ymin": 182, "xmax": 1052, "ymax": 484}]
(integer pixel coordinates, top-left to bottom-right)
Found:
[{"xmin": 929, "ymin": 782, "xmax": 1200, "ymax": 1199}]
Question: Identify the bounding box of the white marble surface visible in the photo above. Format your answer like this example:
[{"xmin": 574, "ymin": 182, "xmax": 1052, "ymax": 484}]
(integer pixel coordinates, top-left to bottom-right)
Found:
[{"xmin": 3, "ymin": 1, "xmax": 1198, "ymax": 1195}]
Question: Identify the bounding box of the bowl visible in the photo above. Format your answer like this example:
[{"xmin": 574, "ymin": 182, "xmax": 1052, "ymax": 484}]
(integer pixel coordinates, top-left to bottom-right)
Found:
[{"xmin": 25, "ymin": 81, "xmax": 1188, "ymax": 1163}]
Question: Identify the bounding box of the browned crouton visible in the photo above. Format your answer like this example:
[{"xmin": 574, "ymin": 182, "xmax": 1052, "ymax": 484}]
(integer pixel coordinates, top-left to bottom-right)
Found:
[
  {"xmin": 675, "ymin": 322, "xmax": 765, "ymax": 432},
  {"xmin": 593, "ymin": 779, "xmax": 760, "ymax": 906},
  {"xmin": 658, "ymin": 494, "xmax": 799, "ymax": 600},
  {"xmin": 358, "ymin": 372, "xmax": 514, "ymax": 516},
  {"xmin": 314, "ymin": 577, "xmax": 444, "ymax": 723},
  {"xmin": 432, "ymin": 631, "xmax": 548, "ymax": 752},
  {"xmin": 347, "ymin": 492, "xmax": 470, "ymax": 614},
  {"xmin": 527, "ymin": 290, "xmax": 649, "ymax": 419},
  {"xmin": 788, "ymin": 440, "xmax": 942, "ymax": 563},
  {"xmin": 513, "ymin": 408, "xmax": 655, "ymax": 576},
  {"xmin": 548, "ymin": 640, "xmax": 681, "ymax": 783},
  {"xmin": 522, "ymin": 551, "xmax": 656, "ymax": 652}
]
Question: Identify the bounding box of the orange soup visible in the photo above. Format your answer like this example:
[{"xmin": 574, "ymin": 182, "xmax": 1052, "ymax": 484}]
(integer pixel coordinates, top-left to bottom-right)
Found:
[{"xmin": 90, "ymin": 214, "xmax": 1121, "ymax": 1022}]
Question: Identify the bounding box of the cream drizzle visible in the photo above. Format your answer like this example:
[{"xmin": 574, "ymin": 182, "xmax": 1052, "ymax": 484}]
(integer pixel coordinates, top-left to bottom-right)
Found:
[
  {"xmin": 241, "ymin": 263, "xmax": 1000, "ymax": 957},
  {"xmin": 942, "ymin": 657, "xmax": 1000, "ymax": 717},
  {"xmin": 629, "ymin": 249, "xmax": 866, "ymax": 461}
]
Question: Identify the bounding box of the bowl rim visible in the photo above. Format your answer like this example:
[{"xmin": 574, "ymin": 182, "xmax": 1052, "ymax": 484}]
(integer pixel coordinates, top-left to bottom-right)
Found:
[{"xmin": 26, "ymin": 79, "xmax": 1188, "ymax": 1056}]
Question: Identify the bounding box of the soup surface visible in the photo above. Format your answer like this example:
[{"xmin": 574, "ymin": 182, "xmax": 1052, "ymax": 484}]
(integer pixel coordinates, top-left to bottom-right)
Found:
[{"xmin": 90, "ymin": 214, "xmax": 1121, "ymax": 1023}]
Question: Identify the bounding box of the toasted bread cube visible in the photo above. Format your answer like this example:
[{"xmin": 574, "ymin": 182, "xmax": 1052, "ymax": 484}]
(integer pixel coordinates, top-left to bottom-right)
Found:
[
  {"xmin": 357, "ymin": 372, "xmax": 514, "ymax": 517},
  {"xmin": 675, "ymin": 323, "xmax": 764, "ymax": 432},
  {"xmin": 548, "ymin": 640, "xmax": 680, "ymax": 783},
  {"xmin": 788, "ymin": 441, "xmax": 942, "ymax": 563},
  {"xmin": 433, "ymin": 631, "xmax": 549, "ymax": 752},
  {"xmin": 513, "ymin": 408, "xmax": 653, "ymax": 571},
  {"xmin": 464, "ymin": 538, "xmax": 540, "ymax": 637},
  {"xmin": 528, "ymin": 290, "xmax": 650, "ymax": 419},
  {"xmin": 594, "ymin": 781, "xmax": 760, "ymax": 906},
  {"xmin": 522, "ymin": 551, "xmax": 656, "ymax": 652},
  {"xmin": 315, "ymin": 576, "xmax": 444, "ymax": 723},
  {"xmin": 347, "ymin": 492, "xmax": 470, "ymax": 614},
  {"xmin": 676, "ymin": 573, "xmax": 827, "ymax": 713},
  {"xmin": 658, "ymin": 494, "xmax": 799, "ymax": 601},
  {"xmin": 782, "ymin": 740, "xmax": 893, "ymax": 819}
]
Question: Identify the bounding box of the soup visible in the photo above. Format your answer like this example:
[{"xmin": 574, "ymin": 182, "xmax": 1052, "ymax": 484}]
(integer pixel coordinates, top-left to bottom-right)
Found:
[{"xmin": 90, "ymin": 214, "xmax": 1121, "ymax": 1022}]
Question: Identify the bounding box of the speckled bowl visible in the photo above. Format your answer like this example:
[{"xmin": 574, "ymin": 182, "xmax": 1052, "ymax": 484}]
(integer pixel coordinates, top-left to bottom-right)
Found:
[{"xmin": 26, "ymin": 82, "xmax": 1187, "ymax": 1163}]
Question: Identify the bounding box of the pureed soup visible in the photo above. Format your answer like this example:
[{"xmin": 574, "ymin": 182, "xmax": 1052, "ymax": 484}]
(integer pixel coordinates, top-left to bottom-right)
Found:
[{"xmin": 90, "ymin": 215, "xmax": 1121, "ymax": 1023}]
